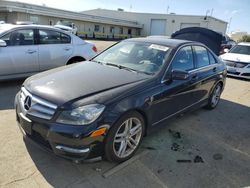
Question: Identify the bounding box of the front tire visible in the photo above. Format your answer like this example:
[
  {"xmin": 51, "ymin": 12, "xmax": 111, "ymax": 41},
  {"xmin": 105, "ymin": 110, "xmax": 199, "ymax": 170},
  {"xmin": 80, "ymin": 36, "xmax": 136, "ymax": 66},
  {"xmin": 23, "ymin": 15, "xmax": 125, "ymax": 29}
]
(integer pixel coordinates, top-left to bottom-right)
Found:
[
  {"xmin": 105, "ymin": 111, "xmax": 145, "ymax": 163},
  {"xmin": 205, "ymin": 83, "xmax": 222, "ymax": 110}
]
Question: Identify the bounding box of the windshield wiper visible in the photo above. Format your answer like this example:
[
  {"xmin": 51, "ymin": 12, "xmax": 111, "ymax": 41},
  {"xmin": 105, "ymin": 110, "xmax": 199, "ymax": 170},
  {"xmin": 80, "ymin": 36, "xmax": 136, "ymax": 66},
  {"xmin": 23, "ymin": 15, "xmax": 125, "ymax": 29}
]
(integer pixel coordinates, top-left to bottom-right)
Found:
[
  {"xmin": 92, "ymin": 61, "xmax": 154, "ymax": 75},
  {"xmin": 105, "ymin": 63, "xmax": 152, "ymax": 74},
  {"xmin": 91, "ymin": 59, "xmax": 105, "ymax": 65}
]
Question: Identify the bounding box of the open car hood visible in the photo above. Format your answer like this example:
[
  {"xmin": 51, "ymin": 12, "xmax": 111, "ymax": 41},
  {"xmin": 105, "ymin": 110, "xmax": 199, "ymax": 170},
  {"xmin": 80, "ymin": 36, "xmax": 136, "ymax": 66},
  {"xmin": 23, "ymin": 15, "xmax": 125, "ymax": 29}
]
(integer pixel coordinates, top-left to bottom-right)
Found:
[{"xmin": 171, "ymin": 27, "xmax": 223, "ymax": 55}]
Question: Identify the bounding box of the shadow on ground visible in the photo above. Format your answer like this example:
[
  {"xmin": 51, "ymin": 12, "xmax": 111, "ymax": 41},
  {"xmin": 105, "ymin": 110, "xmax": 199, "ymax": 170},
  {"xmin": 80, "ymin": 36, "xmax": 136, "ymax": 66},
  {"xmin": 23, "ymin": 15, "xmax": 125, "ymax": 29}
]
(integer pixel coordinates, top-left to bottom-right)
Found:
[
  {"xmin": 24, "ymin": 99, "xmax": 250, "ymax": 188},
  {"xmin": 0, "ymin": 80, "xmax": 24, "ymax": 110}
]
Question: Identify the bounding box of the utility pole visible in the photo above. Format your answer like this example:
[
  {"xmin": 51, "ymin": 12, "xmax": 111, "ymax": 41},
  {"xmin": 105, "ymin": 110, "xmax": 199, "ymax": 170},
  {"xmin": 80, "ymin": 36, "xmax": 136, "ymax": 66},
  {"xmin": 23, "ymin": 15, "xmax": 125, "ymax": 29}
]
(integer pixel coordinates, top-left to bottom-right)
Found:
[
  {"xmin": 210, "ymin": 8, "xmax": 214, "ymax": 17},
  {"xmin": 205, "ymin": 10, "xmax": 210, "ymax": 29},
  {"xmin": 129, "ymin": 5, "xmax": 132, "ymax": 12},
  {"xmin": 227, "ymin": 17, "xmax": 232, "ymax": 34}
]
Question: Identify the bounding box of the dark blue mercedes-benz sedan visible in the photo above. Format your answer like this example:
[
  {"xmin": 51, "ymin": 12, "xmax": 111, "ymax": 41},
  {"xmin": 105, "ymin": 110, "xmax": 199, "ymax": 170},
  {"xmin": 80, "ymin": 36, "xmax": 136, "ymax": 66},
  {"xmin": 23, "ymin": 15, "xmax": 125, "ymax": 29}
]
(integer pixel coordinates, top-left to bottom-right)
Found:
[{"xmin": 15, "ymin": 30, "xmax": 227, "ymax": 163}]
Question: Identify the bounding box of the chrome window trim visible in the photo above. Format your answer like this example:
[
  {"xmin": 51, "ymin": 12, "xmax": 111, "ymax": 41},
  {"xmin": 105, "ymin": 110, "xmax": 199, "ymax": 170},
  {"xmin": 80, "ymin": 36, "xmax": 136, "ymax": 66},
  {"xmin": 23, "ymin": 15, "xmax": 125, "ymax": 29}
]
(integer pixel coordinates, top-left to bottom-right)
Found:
[{"xmin": 188, "ymin": 64, "xmax": 217, "ymax": 74}]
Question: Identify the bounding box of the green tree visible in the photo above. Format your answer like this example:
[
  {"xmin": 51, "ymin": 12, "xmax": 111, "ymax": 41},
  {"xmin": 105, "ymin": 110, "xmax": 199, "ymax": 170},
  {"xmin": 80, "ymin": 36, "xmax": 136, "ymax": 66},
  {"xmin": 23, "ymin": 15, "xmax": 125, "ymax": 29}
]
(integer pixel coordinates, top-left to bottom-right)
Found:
[{"xmin": 239, "ymin": 35, "xmax": 250, "ymax": 42}]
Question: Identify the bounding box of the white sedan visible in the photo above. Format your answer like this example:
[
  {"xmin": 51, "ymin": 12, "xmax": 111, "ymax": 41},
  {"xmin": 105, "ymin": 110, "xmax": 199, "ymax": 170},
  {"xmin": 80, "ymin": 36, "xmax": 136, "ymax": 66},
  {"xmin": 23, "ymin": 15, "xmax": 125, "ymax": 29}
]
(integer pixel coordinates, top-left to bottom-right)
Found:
[
  {"xmin": 220, "ymin": 42, "xmax": 250, "ymax": 79},
  {"xmin": 0, "ymin": 24, "xmax": 97, "ymax": 81}
]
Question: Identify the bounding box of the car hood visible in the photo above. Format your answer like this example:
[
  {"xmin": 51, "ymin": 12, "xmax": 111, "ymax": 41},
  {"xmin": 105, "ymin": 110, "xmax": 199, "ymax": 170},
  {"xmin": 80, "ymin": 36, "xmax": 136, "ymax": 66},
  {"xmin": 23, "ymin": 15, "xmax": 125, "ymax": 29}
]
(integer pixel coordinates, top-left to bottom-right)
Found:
[
  {"xmin": 220, "ymin": 53, "xmax": 250, "ymax": 63},
  {"xmin": 171, "ymin": 27, "xmax": 223, "ymax": 55},
  {"xmin": 24, "ymin": 61, "xmax": 150, "ymax": 106}
]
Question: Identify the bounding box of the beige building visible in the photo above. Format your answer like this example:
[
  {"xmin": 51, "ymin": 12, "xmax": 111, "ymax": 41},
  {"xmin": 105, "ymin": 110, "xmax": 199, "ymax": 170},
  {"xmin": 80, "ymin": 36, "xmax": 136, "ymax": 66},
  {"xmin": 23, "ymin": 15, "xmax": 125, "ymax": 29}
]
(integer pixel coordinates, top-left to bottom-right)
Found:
[
  {"xmin": 229, "ymin": 31, "xmax": 249, "ymax": 42},
  {"xmin": 83, "ymin": 9, "xmax": 228, "ymax": 37},
  {"xmin": 0, "ymin": 1, "xmax": 227, "ymax": 39}
]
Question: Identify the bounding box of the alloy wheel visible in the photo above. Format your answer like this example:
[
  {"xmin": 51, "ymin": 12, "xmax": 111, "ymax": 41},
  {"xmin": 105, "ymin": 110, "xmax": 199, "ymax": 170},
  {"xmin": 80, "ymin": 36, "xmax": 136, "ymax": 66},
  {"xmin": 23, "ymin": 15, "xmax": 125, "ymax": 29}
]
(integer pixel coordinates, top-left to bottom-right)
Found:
[
  {"xmin": 211, "ymin": 85, "xmax": 222, "ymax": 107},
  {"xmin": 113, "ymin": 117, "xmax": 142, "ymax": 158}
]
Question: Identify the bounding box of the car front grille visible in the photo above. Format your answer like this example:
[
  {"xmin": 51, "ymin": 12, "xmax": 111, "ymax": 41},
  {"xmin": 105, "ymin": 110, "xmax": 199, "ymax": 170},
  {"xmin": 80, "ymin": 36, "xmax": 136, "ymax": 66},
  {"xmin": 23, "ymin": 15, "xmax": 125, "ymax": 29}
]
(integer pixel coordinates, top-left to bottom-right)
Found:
[
  {"xmin": 225, "ymin": 60, "xmax": 248, "ymax": 68},
  {"xmin": 20, "ymin": 87, "xmax": 57, "ymax": 120}
]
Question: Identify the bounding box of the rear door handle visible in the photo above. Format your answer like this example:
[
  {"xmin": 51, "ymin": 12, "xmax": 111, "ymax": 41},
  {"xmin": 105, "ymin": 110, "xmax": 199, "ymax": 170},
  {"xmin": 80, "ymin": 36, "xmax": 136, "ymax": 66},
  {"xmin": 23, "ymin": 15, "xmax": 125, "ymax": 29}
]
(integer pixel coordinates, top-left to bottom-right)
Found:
[
  {"xmin": 64, "ymin": 47, "xmax": 71, "ymax": 51},
  {"xmin": 213, "ymin": 67, "xmax": 217, "ymax": 72},
  {"xmin": 26, "ymin": 49, "xmax": 37, "ymax": 54}
]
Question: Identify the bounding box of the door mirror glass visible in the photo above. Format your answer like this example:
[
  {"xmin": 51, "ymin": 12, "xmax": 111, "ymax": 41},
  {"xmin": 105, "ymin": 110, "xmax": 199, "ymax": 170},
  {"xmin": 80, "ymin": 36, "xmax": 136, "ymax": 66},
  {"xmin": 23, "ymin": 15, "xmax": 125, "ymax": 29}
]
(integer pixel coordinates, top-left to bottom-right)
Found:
[
  {"xmin": 0, "ymin": 39, "xmax": 7, "ymax": 47},
  {"xmin": 172, "ymin": 69, "xmax": 189, "ymax": 80}
]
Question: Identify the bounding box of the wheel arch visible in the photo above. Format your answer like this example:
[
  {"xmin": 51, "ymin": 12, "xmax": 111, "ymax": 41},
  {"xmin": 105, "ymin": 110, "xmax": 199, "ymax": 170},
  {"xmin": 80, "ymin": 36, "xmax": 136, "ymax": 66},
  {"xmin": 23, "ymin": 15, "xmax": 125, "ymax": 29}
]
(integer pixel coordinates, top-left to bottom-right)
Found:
[
  {"xmin": 133, "ymin": 108, "xmax": 149, "ymax": 136},
  {"xmin": 66, "ymin": 56, "xmax": 86, "ymax": 65},
  {"xmin": 110, "ymin": 108, "xmax": 149, "ymax": 137},
  {"xmin": 209, "ymin": 79, "xmax": 224, "ymax": 96}
]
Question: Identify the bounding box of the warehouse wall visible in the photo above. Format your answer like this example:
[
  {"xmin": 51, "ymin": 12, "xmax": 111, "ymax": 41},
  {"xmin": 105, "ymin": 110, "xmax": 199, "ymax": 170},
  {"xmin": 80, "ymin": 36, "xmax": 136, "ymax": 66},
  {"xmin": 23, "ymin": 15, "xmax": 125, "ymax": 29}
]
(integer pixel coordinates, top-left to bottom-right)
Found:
[
  {"xmin": 83, "ymin": 9, "xmax": 227, "ymax": 36},
  {"xmin": 0, "ymin": 12, "xmax": 18, "ymax": 23},
  {"xmin": 12, "ymin": 12, "xmax": 138, "ymax": 39}
]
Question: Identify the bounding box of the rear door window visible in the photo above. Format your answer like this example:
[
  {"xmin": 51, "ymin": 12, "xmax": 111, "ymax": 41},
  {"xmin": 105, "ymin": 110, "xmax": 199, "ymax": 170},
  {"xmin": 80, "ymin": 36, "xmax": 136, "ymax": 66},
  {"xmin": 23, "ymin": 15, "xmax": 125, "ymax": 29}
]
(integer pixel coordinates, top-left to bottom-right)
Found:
[
  {"xmin": 208, "ymin": 51, "xmax": 217, "ymax": 64},
  {"xmin": 171, "ymin": 46, "xmax": 194, "ymax": 71},
  {"xmin": 39, "ymin": 29, "xmax": 71, "ymax": 44},
  {"xmin": 193, "ymin": 46, "xmax": 210, "ymax": 68}
]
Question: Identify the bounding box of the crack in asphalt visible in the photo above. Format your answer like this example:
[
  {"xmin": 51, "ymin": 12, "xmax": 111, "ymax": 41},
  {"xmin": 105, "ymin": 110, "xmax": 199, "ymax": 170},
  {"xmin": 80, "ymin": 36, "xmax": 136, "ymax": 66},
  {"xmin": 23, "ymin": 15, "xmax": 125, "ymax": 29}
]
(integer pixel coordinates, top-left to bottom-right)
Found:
[{"xmin": 1, "ymin": 170, "xmax": 37, "ymax": 186}]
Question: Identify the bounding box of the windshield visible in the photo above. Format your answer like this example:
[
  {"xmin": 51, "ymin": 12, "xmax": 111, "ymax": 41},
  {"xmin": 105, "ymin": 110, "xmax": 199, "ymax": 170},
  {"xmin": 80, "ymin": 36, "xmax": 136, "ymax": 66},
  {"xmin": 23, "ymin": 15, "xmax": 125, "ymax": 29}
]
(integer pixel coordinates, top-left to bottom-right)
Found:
[
  {"xmin": 229, "ymin": 45, "xmax": 250, "ymax": 55},
  {"xmin": 92, "ymin": 41, "xmax": 171, "ymax": 74}
]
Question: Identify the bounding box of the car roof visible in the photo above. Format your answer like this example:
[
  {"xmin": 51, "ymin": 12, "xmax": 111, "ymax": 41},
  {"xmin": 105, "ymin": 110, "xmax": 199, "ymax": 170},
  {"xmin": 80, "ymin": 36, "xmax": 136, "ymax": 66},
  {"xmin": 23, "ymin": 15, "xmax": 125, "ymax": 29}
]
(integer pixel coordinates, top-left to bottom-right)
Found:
[
  {"xmin": 125, "ymin": 37, "xmax": 195, "ymax": 48},
  {"xmin": 0, "ymin": 24, "xmax": 70, "ymax": 34},
  {"xmin": 238, "ymin": 42, "xmax": 250, "ymax": 46}
]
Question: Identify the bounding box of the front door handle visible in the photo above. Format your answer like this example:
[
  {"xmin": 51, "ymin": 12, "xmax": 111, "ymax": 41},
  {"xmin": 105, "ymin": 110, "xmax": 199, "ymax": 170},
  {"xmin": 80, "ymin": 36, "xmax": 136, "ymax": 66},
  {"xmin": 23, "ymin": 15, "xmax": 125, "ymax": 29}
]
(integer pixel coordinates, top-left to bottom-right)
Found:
[
  {"xmin": 190, "ymin": 75, "xmax": 198, "ymax": 83},
  {"xmin": 26, "ymin": 49, "xmax": 37, "ymax": 54},
  {"xmin": 213, "ymin": 67, "xmax": 217, "ymax": 72}
]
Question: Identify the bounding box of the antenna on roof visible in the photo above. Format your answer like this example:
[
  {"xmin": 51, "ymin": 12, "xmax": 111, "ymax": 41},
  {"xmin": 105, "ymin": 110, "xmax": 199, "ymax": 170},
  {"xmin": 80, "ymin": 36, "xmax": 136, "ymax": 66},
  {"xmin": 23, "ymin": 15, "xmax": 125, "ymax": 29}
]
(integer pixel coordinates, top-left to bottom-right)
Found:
[{"xmin": 210, "ymin": 8, "xmax": 214, "ymax": 17}]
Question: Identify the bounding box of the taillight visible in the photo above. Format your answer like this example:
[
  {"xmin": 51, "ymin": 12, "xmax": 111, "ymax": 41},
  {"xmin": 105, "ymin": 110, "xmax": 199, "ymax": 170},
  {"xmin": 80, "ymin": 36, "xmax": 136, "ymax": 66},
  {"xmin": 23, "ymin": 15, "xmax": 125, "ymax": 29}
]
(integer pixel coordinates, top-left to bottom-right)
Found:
[{"xmin": 92, "ymin": 46, "xmax": 97, "ymax": 53}]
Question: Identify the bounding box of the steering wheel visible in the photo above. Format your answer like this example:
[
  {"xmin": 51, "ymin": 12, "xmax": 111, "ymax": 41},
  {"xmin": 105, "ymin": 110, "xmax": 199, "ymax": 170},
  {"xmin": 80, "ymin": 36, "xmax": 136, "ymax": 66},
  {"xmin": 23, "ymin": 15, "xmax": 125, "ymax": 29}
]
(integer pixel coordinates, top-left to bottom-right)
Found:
[{"xmin": 138, "ymin": 60, "xmax": 159, "ymax": 72}]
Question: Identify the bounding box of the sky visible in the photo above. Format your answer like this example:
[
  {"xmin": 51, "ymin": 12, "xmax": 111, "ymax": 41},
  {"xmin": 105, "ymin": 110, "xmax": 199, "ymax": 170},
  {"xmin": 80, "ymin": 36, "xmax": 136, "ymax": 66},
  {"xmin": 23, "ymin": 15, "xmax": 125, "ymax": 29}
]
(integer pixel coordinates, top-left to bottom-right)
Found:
[{"xmin": 8, "ymin": 0, "xmax": 250, "ymax": 33}]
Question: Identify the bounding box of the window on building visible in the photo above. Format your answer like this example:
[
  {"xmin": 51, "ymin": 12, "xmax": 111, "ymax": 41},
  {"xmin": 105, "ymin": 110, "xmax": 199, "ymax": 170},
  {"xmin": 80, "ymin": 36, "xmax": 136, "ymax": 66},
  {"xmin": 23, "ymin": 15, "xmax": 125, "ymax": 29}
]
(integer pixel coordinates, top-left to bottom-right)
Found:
[
  {"xmin": 120, "ymin": 27, "xmax": 123, "ymax": 34},
  {"xmin": 38, "ymin": 29, "xmax": 71, "ymax": 44},
  {"xmin": 171, "ymin": 46, "xmax": 194, "ymax": 71},
  {"xmin": 1, "ymin": 29, "xmax": 34, "ymax": 46},
  {"xmin": 110, "ymin": 26, "xmax": 114, "ymax": 33},
  {"xmin": 193, "ymin": 46, "xmax": 210, "ymax": 68},
  {"xmin": 94, "ymin": 25, "xmax": 100, "ymax": 32},
  {"xmin": 30, "ymin": 16, "xmax": 38, "ymax": 24},
  {"xmin": 128, "ymin": 28, "xmax": 132, "ymax": 35},
  {"xmin": 136, "ymin": 29, "xmax": 141, "ymax": 36}
]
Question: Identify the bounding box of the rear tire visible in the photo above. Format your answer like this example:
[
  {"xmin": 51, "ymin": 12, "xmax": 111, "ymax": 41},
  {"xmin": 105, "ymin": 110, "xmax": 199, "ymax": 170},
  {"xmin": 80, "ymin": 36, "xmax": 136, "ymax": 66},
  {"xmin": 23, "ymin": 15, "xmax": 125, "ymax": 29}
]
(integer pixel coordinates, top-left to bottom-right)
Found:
[
  {"xmin": 205, "ymin": 83, "xmax": 222, "ymax": 110},
  {"xmin": 104, "ymin": 111, "xmax": 145, "ymax": 163},
  {"xmin": 67, "ymin": 57, "xmax": 85, "ymax": 65}
]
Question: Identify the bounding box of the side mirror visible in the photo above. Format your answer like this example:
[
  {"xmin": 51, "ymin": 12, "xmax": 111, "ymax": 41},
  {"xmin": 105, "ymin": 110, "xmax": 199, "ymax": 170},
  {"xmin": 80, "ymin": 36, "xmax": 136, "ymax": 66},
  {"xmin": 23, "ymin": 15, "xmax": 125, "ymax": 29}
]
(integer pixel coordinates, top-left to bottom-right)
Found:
[
  {"xmin": 0, "ymin": 39, "xmax": 7, "ymax": 47},
  {"xmin": 223, "ymin": 48, "xmax": 229, "ymax": 53},
  {"xmin": 172, "ymin": 69, "xmax": 189, "ymax": 80}
]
